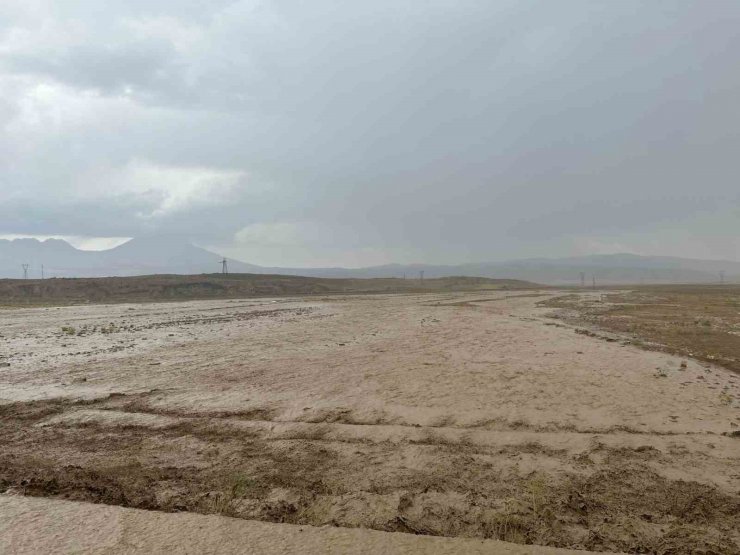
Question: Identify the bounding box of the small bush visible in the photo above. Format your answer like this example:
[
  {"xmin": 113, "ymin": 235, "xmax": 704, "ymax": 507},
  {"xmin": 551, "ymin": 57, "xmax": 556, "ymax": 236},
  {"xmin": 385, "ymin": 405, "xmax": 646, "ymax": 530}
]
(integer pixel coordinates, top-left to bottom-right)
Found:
[
  {"xmin": 719, "ymin": 392, "xmax": 733, "ymax": 406},
  {"xmin": 100, "ymin": 322, "xmax": 118, "ymax": 334}
]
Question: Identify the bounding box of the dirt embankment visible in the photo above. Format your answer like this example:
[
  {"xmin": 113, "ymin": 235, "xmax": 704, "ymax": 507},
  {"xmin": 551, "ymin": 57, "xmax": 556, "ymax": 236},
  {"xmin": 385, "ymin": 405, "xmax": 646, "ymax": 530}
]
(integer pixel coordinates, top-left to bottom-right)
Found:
[
  {"xmin": 0, "ymin": 274, "xmax": 536, "ymax": 306},
  {"xmin": 0, "ymin": 495, "xmax": 590, "ymax": 555}
]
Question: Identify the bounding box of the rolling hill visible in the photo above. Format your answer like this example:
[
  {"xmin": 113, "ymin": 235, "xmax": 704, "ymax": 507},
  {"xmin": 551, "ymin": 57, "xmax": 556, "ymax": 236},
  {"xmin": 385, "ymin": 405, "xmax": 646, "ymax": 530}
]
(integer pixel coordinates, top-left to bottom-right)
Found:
[{"xmin": 0, "ymin": 236, "xmax": 736, "ymax": 285}]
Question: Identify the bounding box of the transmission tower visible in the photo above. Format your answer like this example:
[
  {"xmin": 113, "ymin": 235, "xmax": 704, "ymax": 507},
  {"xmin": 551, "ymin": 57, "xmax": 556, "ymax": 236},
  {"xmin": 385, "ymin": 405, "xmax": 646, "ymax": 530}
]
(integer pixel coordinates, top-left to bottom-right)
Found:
[
  {"xmin": 41, "ymin": 264, "xmax": 45, "ymax": 280},
  {"xmin": 21, "ymin": 264, "xmax": 29, "ymax": 280},
  {"xmin": 579, "ymin": 272, "xmax": 585, "ymax": 287},
  {"xmin": 592, "ymin": 275, "xmax": 596, "ymax": 290},
  {"xmin": 419, "ymin": 270, "xmax": 424, "ymax": 283},
  {"xmin": 221, "ymin": 258, "xmax": 228, "ymax": 274},
  {"xmin": 720, "ymin": 270, "xmax": 725, "ymax": 284}
]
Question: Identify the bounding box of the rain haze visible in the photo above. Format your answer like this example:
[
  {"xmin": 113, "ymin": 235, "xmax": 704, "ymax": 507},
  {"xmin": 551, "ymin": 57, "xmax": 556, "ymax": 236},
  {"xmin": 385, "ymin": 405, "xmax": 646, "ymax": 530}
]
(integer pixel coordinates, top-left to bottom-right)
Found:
[
  {"xmin": 4, "ymin": 4, "xmax": 740, "ymax": 554},
  {"xmin": 1, "ymin": 1, "xmax": 739, "ymax": 268}
]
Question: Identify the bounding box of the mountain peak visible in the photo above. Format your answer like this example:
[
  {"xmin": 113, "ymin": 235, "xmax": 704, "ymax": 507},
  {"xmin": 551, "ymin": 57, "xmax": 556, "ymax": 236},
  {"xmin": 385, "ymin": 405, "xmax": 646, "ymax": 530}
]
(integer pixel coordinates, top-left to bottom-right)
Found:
[
  {"xmin": 113, "ymin": 235, "xmax": 195, "ymax": 249},
  {"xmin": 0, "ymin": 237, "xmax": 75, "ymax": 249}
]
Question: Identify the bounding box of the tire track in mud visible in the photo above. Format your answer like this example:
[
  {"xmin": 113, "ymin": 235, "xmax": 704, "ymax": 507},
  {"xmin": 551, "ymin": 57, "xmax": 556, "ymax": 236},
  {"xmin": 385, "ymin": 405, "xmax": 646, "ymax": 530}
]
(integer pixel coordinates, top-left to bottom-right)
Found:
[{"xmin": 1, "ymin": 393, "xmax": 739, "ymax": 554}]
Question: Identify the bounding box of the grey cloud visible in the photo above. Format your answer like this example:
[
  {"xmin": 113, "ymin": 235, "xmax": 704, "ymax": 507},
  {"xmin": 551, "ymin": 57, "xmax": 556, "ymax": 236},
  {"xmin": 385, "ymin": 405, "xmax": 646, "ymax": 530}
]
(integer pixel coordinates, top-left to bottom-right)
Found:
[
  {"xmin": 0, "ymin": 194, "xmax": 158, "ymax": 237},
  {"xmin": 1, "ymin": 1, "xmax": 739, "ymax": 265},
  {"xmin": 4, "ymin": 43, "xmax": 175, "ymax": 96}
]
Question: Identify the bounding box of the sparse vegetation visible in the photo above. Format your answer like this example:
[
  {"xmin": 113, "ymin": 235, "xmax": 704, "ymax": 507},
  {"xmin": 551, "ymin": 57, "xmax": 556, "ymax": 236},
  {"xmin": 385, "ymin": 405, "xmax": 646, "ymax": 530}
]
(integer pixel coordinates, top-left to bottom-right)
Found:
[
  {"xmin": 719, "ymin": 391, "xmax": 734, "ymax": 406},
  {"xmin": 100, "ymin": 322, "xmax": 118, "ymax": 334},
  {"xmin": 542, "ymin": 285, "xmax": 740, "ymax": 374},
  {"xmin": 202, "ymin": 473, "xmax": 260, "ymax": 516}
]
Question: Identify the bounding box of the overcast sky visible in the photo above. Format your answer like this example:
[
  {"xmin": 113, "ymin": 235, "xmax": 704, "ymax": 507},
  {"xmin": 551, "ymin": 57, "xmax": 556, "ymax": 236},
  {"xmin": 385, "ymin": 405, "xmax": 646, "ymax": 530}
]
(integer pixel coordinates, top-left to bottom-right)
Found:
[{"xmin": 1, "ymin": 1, "xmax": 739, "ymax": 266}]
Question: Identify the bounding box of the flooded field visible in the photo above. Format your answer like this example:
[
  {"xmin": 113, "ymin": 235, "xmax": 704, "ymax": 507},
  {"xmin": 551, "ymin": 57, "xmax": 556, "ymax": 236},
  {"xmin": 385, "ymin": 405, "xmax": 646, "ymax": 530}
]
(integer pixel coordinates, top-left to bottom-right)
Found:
[{"xmin": 1, "ymin": 291, "xmax": 739, "ymax": 553}]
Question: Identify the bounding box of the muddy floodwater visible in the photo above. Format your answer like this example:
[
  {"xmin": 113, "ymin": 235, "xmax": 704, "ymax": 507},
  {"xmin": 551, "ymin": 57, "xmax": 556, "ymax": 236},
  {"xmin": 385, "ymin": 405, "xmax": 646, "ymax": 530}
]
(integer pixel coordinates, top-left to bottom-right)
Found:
[{"xmin": 1, "ymin": 292, "xmax": 739, "ymax": 553}]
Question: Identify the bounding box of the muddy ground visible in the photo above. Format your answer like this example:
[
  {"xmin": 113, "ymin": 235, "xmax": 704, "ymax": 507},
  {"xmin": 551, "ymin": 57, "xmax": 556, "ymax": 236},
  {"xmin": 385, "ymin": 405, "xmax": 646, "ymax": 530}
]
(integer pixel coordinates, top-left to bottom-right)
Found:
[
  {"xmin": 541, "ymin": 285, "xmax": 740, "ymax": 374},
  {"xmin": 1, "ymin": 292, "xmax": 738, "ymax": 553}
]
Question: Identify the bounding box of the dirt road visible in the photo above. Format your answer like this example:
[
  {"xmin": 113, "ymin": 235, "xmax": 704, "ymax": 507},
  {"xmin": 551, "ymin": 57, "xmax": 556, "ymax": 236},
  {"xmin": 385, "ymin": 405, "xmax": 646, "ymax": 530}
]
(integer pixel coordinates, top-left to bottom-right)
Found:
[{"xmin": 1, "ymin": 291, "xmax": 738, "ymax": 553}]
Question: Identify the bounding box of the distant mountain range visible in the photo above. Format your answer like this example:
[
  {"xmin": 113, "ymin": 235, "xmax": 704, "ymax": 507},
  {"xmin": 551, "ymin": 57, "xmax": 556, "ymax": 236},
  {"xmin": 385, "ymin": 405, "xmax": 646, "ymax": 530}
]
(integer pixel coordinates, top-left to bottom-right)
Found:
[
  {"xmin": 0, "ymin": 236, "xmax": 736, "ymax": 285},
  {"xmin": 0, "ymin": 236, "xmax": 261, "ymax": 279}
]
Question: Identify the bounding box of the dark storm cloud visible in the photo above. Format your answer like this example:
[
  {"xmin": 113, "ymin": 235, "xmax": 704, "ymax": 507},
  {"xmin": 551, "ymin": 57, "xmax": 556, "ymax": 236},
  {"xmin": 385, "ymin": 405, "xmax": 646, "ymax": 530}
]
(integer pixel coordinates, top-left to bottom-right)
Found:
[
  {"xmin": 4, "ymin": 43, "xmax": 174, "ymax": 96},
  {"xmin": 1, "ymin": 1, "xmax": 739, "ymax": 264}
]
